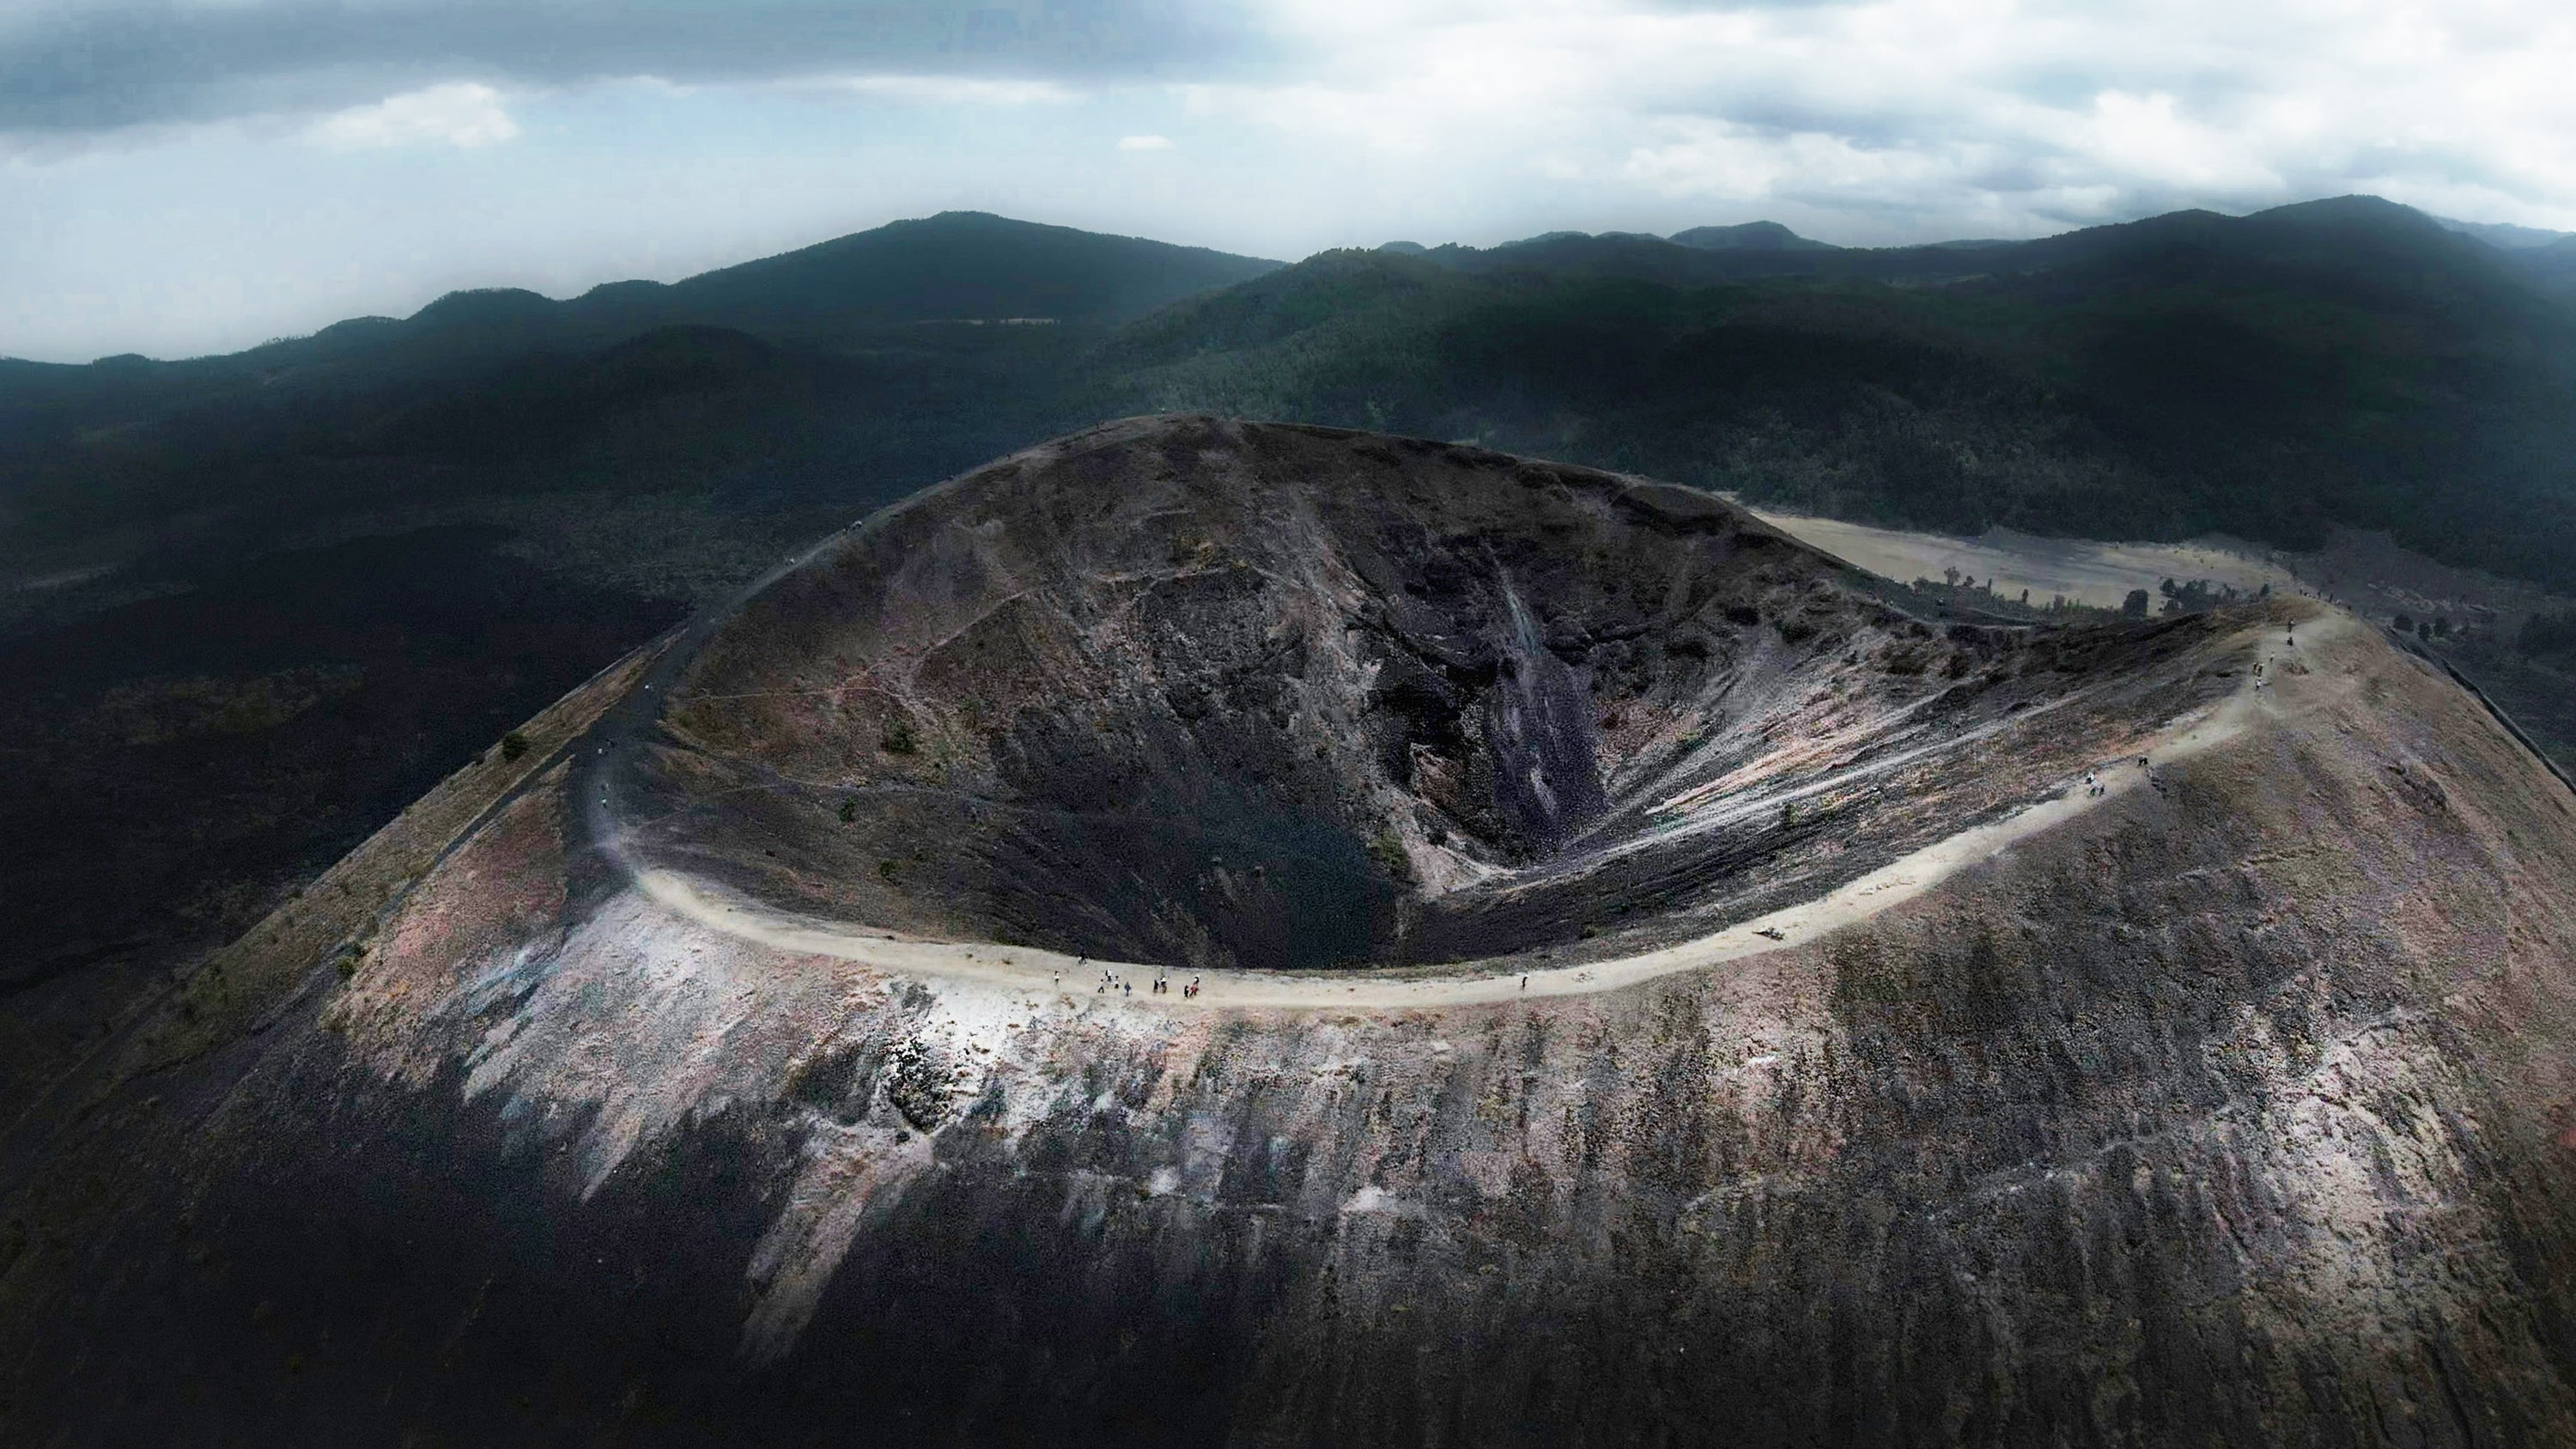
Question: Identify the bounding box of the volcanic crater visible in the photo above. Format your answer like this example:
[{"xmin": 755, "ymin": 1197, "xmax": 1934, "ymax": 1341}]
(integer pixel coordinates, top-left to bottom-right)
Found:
[{"xmin": 612, "ymin": 415, "xmax": 2230, "ymax": 974}]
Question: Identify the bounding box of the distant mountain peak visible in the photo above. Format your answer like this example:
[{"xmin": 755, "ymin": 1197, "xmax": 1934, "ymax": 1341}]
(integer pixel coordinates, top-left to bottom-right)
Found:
[
  {"xmin": 2433, "ymin": 214, "xmax": 2576, "ymax": 252},
  {"xmin": 409, "ymin": 287, "xmax": 560, "ymax": 327},
  {"xmin": 2251, "ymin": 194, "xmax": 2450, "ymax": 236},
  {"xmin": 1668, "ymin": 221, "xmax": 1835, "ymax": 252}
]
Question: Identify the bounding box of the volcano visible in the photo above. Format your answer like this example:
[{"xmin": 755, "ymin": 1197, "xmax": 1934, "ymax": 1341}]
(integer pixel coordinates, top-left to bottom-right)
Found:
[{"xmin": 7, "ymin": 417, "xmax": 2575, "ymax": 1446}]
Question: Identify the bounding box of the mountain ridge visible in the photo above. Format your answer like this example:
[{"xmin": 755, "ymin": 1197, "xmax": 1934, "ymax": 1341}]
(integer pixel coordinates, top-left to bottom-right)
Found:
[
  {"xmin": 4, "ymin": 210, "xmax": 1281, "ymax": 375},
  {"xmin": 11, "ymin": 197, "xmax": 2554, "ymax": 373}
]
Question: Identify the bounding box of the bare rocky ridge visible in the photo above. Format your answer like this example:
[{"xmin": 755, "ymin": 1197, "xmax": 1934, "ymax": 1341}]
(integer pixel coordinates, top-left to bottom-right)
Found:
[{"xmin": 4, "ymin": 417, "xmax": 2575, "ymax": 1446}]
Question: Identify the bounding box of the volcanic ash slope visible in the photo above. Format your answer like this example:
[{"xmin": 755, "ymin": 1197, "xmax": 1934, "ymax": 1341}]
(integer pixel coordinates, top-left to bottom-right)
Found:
[{"xmin": 9, "ymin": 416, "xmax": 2576, "ymax": 1447}]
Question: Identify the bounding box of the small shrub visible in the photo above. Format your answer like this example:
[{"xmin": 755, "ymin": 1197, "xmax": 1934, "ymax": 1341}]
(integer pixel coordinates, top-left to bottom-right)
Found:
[
  {"xmin": 879, "ymin": 721, "xmax": 917, "ymax": 754},
  {"xmin": 838, "ymin": 799, "xmax": 858, "ymax": 824},
  {"xmin": 878, "ymin": 859, "xmax": 902, "ymax": 882},
  {"xmin": 1365, "ymin": 830, "xmax": 1414, "ymax": 883},
  {"xmin": 500, "ymin": 730, "xmax": 530, "ymax": 762}
]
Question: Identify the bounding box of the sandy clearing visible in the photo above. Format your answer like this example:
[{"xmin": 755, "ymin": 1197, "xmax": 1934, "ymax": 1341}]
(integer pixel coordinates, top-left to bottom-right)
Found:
[
  {"xmin": 617, "ymin": 612, "xmax": 2349, "ymax": 1012},
  {"xmin": 1749, "ymin": 508, "xmax": 2306, "ymax": 612}
]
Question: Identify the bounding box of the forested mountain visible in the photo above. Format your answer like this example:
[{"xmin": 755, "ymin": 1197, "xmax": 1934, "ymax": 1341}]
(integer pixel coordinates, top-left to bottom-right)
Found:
[
  {"xmin": 1, "ymin": 211, "xmax": 1275, "ymax": 582},
  {"xmin": 1119, "ymin": 197, "xmax": 2576, "ymax": 588},
  {"xmin": 1669, "ymin": 221, "xmax": 1836, "ymax": 251},
  {"xmin": 2515, "ymin": 234, "xmax": 2576, "ymax": 295},
  {"xmin": 2436, "ymin": 215, "xmax": 2576, "ymax": 250}
]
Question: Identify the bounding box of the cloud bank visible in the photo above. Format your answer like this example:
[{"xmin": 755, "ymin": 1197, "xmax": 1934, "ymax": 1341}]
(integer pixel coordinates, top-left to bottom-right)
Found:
[
  {"xmin": 10, "ymin": 0, "xmax": 2573, "ymax": 234},
  {"xmin": 0, "ymin": 0, "xmax": 1245, "ymax": 132},
  {"xmin": 1177, "ymin": 0, "xmax": 2576, "ymax": 234}
]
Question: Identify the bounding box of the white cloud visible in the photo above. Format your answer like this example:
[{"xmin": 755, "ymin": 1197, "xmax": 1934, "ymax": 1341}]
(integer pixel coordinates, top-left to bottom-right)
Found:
[
  {"xmin": 1116, "ymin": 133, "xmax": 1174, "ymax": 150},
  {"xmin": 824, "ymin": 75, "xmax": 1079, "ymax": 106},
  {"xmin": 308, "ymin": 83, "xmax": 519, "ymax": 150},
  {"xmin": 1624, "ymin": 121, "xmax": 1967, "ymax": 203}
]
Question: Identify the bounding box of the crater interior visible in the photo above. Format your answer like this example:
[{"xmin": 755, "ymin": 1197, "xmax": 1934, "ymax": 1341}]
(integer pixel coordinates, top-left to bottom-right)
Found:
[{"xmin": 616, "ymin": 416, "xmax": 2227, "ymax": 971}]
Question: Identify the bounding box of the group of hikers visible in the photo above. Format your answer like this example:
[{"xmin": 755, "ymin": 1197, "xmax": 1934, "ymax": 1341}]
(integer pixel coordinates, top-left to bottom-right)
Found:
[
  {"xmin": 2083, "ymin": 625, "xmax": 2294, "ymax": 797},
  {"xmin": 2081, "ymin": 755, "xmax": 2156, "ymax": 800},
  {"xmin": 1076, "ymin": 955, "xmax": 1202, "ymax": 998},
  {"xmin": 2255, "ymin": 625, "xmax": 2296, "ymax": 690}
]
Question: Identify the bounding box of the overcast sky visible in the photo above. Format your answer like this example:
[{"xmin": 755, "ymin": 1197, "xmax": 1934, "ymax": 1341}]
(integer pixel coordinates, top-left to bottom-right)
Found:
[{"xmin": 7, "ymin": 0, "xmax": 2575, "ymax": 362}]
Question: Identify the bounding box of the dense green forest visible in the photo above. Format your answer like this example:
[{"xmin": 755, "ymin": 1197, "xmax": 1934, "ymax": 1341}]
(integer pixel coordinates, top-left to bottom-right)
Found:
[
  {"xmin": 0, "ymin": 211, "xmax": 1270, "ymax": 587},
  {"xmin": 1109, "ymin": 198, "xmax": 2576, "ymax": 589}
]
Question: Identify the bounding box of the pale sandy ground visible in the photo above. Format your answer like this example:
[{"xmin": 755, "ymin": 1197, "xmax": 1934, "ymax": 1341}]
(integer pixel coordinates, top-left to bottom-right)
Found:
[
  {"xmin": 1747, "ymin": 508, "xmax": 2308, "ymax": 611},
  {"xmin": 623, "ymin": 611, "xmax": 2348, "ymax": 1011},
  {"xmin": 1, "ymin": 563, "xmax": 117, "ymax": 592}
]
